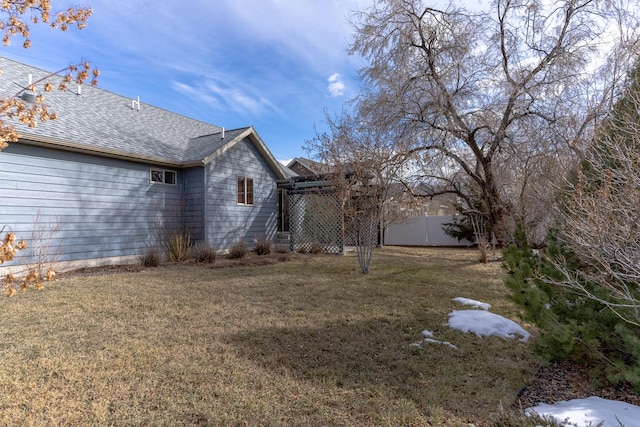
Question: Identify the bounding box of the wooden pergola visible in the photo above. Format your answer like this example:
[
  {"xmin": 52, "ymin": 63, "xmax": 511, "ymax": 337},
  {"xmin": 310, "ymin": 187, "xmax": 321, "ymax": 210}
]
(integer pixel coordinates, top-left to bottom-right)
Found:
[{"xmin": 277, "ymin": 175, "xmax": 343, "ymax": 254}]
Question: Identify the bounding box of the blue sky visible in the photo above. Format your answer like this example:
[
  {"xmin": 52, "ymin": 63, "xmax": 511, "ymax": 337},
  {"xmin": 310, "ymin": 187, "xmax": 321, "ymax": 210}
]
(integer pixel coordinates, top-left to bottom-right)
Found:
[{"xmin": 1, "ymin": 0, "xmax": 371, "ymax": 164}]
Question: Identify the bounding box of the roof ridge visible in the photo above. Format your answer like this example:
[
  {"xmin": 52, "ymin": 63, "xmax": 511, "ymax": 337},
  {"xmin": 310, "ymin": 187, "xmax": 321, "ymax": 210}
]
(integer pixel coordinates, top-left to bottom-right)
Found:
[{"xmin": 0, "ymin": 55, "xmax": 223, "ymax": 130}]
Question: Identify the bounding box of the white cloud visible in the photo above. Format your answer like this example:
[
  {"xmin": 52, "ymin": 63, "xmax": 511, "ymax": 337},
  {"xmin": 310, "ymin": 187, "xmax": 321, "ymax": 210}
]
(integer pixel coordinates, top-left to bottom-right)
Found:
[
  {"xmin": 215, "ymin": 0, "xmax": 361, "ymax": 70},
  {"xmin": 172, "ymin": 75, "xmax": 281, "ymax": 118},
  {"xmin": 327, "ymin": 73, "xmax": 346, "ymax": 97},
  {"xmin": 172, "ymin": 81, "xmax": 217, "ymax": 104}
]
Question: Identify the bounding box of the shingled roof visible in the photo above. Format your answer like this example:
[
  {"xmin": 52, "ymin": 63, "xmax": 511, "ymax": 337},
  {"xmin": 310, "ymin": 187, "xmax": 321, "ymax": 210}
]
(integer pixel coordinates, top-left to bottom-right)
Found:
[
  {"xmin": 286, "ymin": 157, "xmax": 330, "ymax": 176},
  {"xmin": 0, "ymin": 56, "xmax": 285, "ymax": 177}
]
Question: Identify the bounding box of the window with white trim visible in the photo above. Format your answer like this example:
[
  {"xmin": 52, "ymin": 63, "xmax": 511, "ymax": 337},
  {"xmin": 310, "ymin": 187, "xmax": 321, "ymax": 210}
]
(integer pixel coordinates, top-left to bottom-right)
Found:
[
  {"xmin": 237, "ymin": 176, "xmax": 254, "ymax": 205},
  {"xmin": 150, "ymin": 168, "xmax": 176, "ymax": 185}
]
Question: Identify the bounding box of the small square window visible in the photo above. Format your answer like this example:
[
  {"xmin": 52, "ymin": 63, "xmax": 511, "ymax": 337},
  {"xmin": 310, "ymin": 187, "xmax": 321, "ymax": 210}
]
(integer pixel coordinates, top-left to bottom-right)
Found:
[
  {"xmin": 151, "ymin": 170, "xmax": 164, "ymax": 183},
  {"xmin": 150, "ymin": 168, "xmax": 176, "ymax": 185}
]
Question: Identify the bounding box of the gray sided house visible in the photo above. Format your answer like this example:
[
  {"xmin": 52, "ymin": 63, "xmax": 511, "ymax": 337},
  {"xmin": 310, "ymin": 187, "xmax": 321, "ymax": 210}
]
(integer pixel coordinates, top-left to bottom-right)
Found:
[{"xmin": 0, "ymin": 57, "xmax": 286, "ymax": 275}]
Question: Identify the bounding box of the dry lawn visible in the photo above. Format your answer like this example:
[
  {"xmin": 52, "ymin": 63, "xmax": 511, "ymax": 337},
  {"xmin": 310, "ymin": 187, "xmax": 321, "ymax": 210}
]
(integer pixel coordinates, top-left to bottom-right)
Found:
[{"xmin": 0, "ymin": 247, "xmax": 539, "ymax": 426}]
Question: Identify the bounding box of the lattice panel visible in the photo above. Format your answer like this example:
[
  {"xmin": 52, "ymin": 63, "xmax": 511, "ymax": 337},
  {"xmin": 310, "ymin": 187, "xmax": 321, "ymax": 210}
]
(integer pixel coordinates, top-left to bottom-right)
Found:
[
  {"xmin": 343, "ymin": 211, "xmax": 376, "ymax": 247},
  {"xmin": 288, "ymin": 191, "xmax": 343, "ymax": 254}
]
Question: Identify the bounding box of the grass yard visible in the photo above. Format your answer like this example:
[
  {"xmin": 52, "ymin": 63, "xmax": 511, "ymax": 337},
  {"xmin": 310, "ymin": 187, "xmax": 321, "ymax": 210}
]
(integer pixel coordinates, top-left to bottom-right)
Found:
[{"xmin": 0, "ymin": 247, "xmax": 539, "ymax": 426}]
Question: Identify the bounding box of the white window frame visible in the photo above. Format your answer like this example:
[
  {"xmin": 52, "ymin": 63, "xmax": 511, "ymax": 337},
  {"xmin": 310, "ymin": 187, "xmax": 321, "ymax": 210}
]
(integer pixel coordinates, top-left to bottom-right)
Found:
[
  {"xmin": 237, "ymin": 176, "xmax": 254, "ymax": 205},
  {"xmin": 150, "ymin": 168, "xmax": 176, "ymax": 185}
]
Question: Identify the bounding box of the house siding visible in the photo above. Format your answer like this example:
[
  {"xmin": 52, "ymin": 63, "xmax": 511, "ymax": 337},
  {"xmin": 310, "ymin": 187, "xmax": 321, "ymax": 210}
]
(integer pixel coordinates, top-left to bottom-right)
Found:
[
  {"xmin": 0, "ymin": 143, "xmax": 182, "ymax": 272},
  {"xmin": 203, "ymin": 137, "xmax": 278, "ymax": 250},
  {"xmin": 183, "ymin": 167, "xmax": 205, "ymax": 242}
]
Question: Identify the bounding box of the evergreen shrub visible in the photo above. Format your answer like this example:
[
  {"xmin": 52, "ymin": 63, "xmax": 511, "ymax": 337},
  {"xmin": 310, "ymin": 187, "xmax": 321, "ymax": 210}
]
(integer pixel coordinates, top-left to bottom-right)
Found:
[{"xmin": 502, "ymin": 226, "xmax": 640, "ymax": 390}]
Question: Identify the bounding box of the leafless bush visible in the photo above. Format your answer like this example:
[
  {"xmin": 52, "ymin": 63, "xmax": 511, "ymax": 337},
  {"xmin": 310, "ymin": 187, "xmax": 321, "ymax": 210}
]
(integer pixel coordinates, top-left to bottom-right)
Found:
[
  {"xmin": 191, "ymin": 243, "xmax": 216, "ymax": 263},
  {"xmin": 139, "ymin": 246, "xmax": 162, "ymax": 267},
  {"xmin": 469, "ymin": 211, "xmax": 490, "ymax": 263},
  {"xmin": 160, "ymin": 198, "xmax": 195, "ymax": 262},
  {"xmin": 253, "ymin": 234, "xmax": 271, "ymax": 256},
  {"xmin": 24, "ymin": 212, "xmax": 61, "ymax": 278},
  {"xmin": 227, "ymin": 241, "xmax": 247, "ymax": 260},
  {"xmin": 544, "ymin": 90, "xmax": 640, "ymax": 326},
  {"xmin": 309, "ymin": 242, "xmax": 324, "ymax": 254},
  {"xmin": 1, "ymin": 223, "xmax": 57, "ymax": 296},
  {"xmin": 165, "ymin": 232, "xmax": 191, "ymax": 262}
]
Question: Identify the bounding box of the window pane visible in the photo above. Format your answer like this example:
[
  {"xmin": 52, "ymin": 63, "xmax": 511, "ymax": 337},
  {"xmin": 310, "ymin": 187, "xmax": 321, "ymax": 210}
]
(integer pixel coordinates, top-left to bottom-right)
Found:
[
  {"xmin": 151, "ymin": 170, "xmax": 163, "ymax": 182},
  {"xmin": 237, "ymin": 176, "xmax": 245, "ymax": 204},
  {"xmin": 246, "ymin": 178, "xmax": 254, "ymax": 205},
  {"xmin": 165, "ymin": 171, "xmax": 176, "ymax": 185}
]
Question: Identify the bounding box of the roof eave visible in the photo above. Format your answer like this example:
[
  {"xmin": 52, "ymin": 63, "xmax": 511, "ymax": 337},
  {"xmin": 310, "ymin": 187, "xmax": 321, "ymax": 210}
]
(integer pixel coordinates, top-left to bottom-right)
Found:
[
  {"xmin": 201, "ymin": 127, "xmax": 287, "ymax": 180},
  {"xmin": 17, "ymin": 133, "xmax": 184, "ymax": 168},
  {"xmin": 245, "ymin": 127, "xmax": 288, "ymax": 180},
  {"xmin": 16, "ymin": 128, "xmax": 283, "ymax": 174}
]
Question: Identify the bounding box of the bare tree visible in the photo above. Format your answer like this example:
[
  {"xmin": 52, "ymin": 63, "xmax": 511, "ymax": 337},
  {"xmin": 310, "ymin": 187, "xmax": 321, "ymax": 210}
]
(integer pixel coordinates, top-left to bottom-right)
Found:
[
  {"xmin": 543, "ymin": 78, "xmax": 640, "ymax": 327},
  {"xmin": 349, "ymin": 0, "xmax": 640, "ymax": 244},
  {"xmin": 496, "ymin": 135, "xmax": 573, "ymax": 245},
  {"xmin": 308, "ymin": 110, "xmax": 414, "ymax": 273}
]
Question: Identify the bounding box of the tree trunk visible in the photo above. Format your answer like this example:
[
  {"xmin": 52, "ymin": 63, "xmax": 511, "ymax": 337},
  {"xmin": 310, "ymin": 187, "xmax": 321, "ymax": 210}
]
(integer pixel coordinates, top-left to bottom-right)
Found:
[{"xmin": 483, "ymin": 160, "xmax": 512, "ymax": 246}]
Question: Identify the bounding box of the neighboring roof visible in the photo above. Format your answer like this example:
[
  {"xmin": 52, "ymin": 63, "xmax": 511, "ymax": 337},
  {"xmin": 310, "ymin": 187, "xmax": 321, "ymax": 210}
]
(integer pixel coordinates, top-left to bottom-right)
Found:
[
  {"xmin": 279, "ymin": 164, "xmax": 299, "ymax": 178},
  {"xmin": 286, "ymin": 157, "xmax": 330, "ymax": 176},
  {"xmin": 0, "ymin": 57, "xmax": 286, "ymax": 179}
]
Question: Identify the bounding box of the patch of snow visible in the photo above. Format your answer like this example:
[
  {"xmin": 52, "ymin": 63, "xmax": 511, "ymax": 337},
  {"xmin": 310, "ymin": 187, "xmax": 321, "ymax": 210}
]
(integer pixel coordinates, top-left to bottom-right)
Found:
[
  {"xmin": 421, "ymin": 330, "xmax": 434, "ymax": 338},
  {"xmin": 411, "ymin": 329, "xmax": 458, "ymax": 350},
  {"xmin": 526, "ymin": 396, "xmax": 640, "ymax": 426},
  {"xmin": 453, "ymin": 297, "xmax": 491, "ymax": 310},
  {"xmin": 423, "ymin": 338, "xmax": 458, "ymax": 350},
  {"xmin": 447, "ymin": 309, "xmax": 530, "ymax": 342}
]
